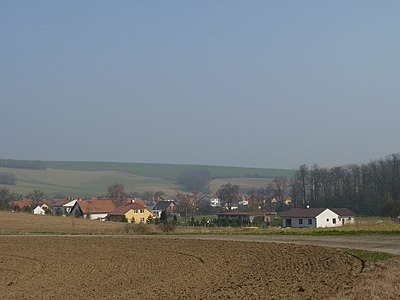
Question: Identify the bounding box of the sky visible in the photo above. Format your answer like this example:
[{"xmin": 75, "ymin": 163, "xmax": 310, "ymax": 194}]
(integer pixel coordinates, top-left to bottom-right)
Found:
[{"xmin": 1, "ymin": 0, "xmax": 400, "ymax": 169}]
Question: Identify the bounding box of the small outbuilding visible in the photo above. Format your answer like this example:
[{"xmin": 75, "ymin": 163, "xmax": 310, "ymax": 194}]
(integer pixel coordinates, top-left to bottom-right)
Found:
[
  {"xmin": 32, "ymin": 205, "xmax": 46, "ymax": 215},
  {"xmin": 217, "ymin": 211, "xmax": 276, "ymax": 226}
]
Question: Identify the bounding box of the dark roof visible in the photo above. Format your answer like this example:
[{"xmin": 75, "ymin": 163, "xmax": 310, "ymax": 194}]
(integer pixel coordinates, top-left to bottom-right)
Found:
[
  {"xmin": 153, "ymin": 200, "xmax": 175, "ymax": 211},
  {"xmin": 217, "ymin": 212, "xmax": 275, "ymax": 216},
  {"xmin": 52, "ymin": 199, "xmax": 70, "ymax": 207},
  {"xmin": 280, "ymin": 208, "xmax": 327, "ymax": 218},
  {"xmin": 330, "ymin": 208, "xmax": 356, "ymax": 217},
  {"xmin": 281, "ymin": 207, "xmax": 356, "ymax": 218},
  {"xmin": 108, "ymin": 202, "xmax": 146, "ymax": 216}
]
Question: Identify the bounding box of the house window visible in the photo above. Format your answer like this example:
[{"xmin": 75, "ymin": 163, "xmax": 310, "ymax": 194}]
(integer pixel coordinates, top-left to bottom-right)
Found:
[
  {"xmin": 308, "ymin": 219, "xmax": 312, "ymax": 225},
  {"xmin": 140, "ymin": 209, "xmax": 144, "ymax": 214},
  {"xmin": 298, "ymin": 219, "xmax": 303, "ymax": 225},
  {"xmin": 140, "ymin": 218, "xmax": 145, "ymax": 223},
  {"xmin": 134, "ymin": 210, "xmax": 138, "ymax": 214},
  {"xmin": 333, "ymin": 218, "xmax": 336, "ymax": 224},
  {"xmin": 326, "ymin": 218, "xmax": 329, "ymax": 222}
]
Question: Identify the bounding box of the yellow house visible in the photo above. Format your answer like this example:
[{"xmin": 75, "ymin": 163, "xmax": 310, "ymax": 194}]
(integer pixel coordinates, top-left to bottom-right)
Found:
[{"xmin": 107, "ymin": 202, "xmax": 153, "ymax": 224}]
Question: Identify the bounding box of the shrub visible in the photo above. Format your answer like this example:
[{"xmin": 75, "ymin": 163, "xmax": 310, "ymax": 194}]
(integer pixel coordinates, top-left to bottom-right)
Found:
[
  {"xmin": 122, "ymin": 223, "xmax": 155, "ymax": 234},
  {"xmin": 158, "ymin": 223, "xmax": 176, "ymax": 233}
]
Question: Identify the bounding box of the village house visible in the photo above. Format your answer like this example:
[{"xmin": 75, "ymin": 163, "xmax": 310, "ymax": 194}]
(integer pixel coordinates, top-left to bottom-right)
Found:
[
  {"xmin": 70, "ymin": 199, "xmax": 116, "ymax": 220},
  {"xmin": 196, "ymin": 194, "xmax": 221, "ymax": 208},
  {"xmin": 51, "ymin": 199, "xmax": 77, "ymax": 216},
  {"xmin": 11, "ymin": 199, "xmax": 33, "ymax": 211},
  {"xmin": 217, "ymin": 211, "xmax": 276, "ymax": 226},
  {"xmin": 152, "ymin": 200, "xmax": 176, "ymax": 217},
  {"xmin": 37, "ymin": 202, "xmax": 50, "ymax": 211},
  {"xmin": 32, "ymin": 205, "xmax": 46, "ymax": 215},
  {"xmin": 238, "ymin": 196, "xmax": 249, "ymax": 207},
  {"xmin": 108, "ymin": 201, "xmax": 154, "ymax": 223},
  {"xmin": 280, "ymin": 207, "xmax": 356, "ymax": 228},
  {"xmin": 209, "ymin": 197, "xmax": 220, "ymax": 207}
]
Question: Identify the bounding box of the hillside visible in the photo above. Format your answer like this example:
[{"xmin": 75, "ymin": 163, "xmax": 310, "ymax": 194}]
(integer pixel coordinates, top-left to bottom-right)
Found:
[
  {"xmin": 0, "ymin": 160, "xmax": 295, "ymax": 197},
  {"xmin": 43, "ymin": 161, "xmax": 295, "ymax": 180}
]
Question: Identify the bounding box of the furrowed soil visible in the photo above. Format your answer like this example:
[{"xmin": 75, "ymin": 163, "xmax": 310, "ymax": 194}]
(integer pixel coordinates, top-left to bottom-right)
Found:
[{"xmin": 0, "ymin": 236, "xmax": 399, "ymax": 300}]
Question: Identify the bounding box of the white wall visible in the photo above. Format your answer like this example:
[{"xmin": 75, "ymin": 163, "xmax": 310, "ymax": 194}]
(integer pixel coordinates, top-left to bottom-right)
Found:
[
  {"xmin": 339, "ymin": 216, "xmax": 355, "ymax": 225},
  {"xmin": 210, "ymin": 198, "xmax": 220, "ymax": 207},
  {"xmin": 283, "ymin": 209, "xmax": 354, "ymax": 228},
  {"xmin": 33, "ymin": 207, "xmax": 45, "ymax": 215},
  {"xmin": 315, "ymin": 209, "xmax": 341, "ymax": 228},
  {"xmin": 283, "ymin": 217, "xmax": 316, "ymax": 228},
  {"xmin": 84, "ymin": 213, "xmax": 108, "ymax": 220}
]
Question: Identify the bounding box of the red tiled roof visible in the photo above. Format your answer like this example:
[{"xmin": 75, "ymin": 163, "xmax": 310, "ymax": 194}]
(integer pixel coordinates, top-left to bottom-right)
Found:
[
  {"xmin": 77, "ymin": 200, "xmax": 116, "ymax": 214},
  {"xmin": 132, "ymin": 198, "xmax": 146, "ymax": 207},
  {"xmin": 108, "ymin": 202, "xmax": 146, "ymax": 216},
  {"xmin": 121, "ymin": 197, "xmax": 147, "ymax": 207},
  {"xmin": 12, "ymin": 200, "xmax": 33, "ymax": 209}
]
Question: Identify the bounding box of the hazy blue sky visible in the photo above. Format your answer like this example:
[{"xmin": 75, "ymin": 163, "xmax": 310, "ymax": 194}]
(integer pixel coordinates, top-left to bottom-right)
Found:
[{"xmin": 1, "ymin": 1, "xmax": 400, "ymax": 169}]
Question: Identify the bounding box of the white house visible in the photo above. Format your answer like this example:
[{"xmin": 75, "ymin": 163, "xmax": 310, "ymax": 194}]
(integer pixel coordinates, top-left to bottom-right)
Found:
[
  {"xmin": 51, "ymin": 199, "xmax": 78, "ymax": 216},
  {"xmin": 32, "ymin": 205, "xmax": 46, "ymax": 215},
  {"xmin": 238, "ymin": 197, "xmax": 249, "ymax": 206},
  {"xmin": 280, "ymin": 208, "xmax": 355, "ymax": 228},
  {"xmin": 209, "ymin": 197, "xmax": 220, "ymax": 207}
]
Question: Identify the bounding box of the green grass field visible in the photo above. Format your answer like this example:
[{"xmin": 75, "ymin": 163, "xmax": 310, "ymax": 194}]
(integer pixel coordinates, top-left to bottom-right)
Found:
[
  {"xmin": 0, "ymin": 160, "xmax": 295, "ymax": 197},
  {"xmin": 0, "ymin": 167, "xmax": 179, "ymax": 197},
  {"xmin": 168, "ymin": 216, "xmax": 400, "ymax": 236},
  {"xmin": 43, "ymin": 161, "xmax": 295, "ymax": 180}
]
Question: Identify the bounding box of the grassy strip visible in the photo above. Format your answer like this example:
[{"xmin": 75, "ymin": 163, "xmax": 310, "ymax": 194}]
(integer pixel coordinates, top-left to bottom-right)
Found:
[
  {"xmin": 346, "ymin": 249, "xmax": 397, "ymax": 263},
  {"xmin": 165, "ymin": 225, "xmax": 400, "ymax": 236}
]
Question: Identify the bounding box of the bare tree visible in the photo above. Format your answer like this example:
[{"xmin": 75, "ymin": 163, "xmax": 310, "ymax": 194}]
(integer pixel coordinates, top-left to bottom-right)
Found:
[
  {"xmin": 27, "ymin": 190, "xmax": 46, "ymax": 204},
  {"xmin": 216, "ymin": 183, "xmax": 239, "ymax": 211},
  {"xmin": 273, "ymin": 176, "xmax": 289, "ymax": 209},
  {"xmin": 175, "ymin": 192, "xmax": 197, "ymax": 223},
  {"xmin": 153, "ymin": 191, "xmax": 165, "ymax": 202},
  {"xmin": 108, "ymin": 184, "xmax": 125, "ymax": 207}
]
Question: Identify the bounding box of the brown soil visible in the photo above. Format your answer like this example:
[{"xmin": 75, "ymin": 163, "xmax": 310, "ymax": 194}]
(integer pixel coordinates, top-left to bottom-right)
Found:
[
  {"xmin": 1, "ymin": 236, "xmax": 398, "ymax": 300},
  {"xmin": 159, "ymin": 234, "xmax": 400, "ymax": 255}
]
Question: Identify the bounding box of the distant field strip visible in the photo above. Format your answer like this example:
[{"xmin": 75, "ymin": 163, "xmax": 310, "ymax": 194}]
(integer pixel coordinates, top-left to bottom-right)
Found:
[
  {"xmin": 43, "ymin": 160, "xmax": 296, "ymax": 179},
  {"xmin": 0, "ymin": 160, "xmax": 295, "ymax": 197}
]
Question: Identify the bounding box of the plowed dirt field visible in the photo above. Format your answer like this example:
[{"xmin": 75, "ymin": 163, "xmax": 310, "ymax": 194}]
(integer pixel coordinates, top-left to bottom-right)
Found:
[{"xmin": 1, "ymin": 236, "xmax": 398, "ymax": 299}]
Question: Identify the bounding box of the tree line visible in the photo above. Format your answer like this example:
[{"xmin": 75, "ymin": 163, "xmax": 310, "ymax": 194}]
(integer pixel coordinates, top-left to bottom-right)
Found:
[
  {"xmin": 0, "ymin": 172, "xmax": 16, "ymax": 185},
  {"xmin": 0, "ymin": 159, "xmax": 46, "ymax": 170},
  {"xmin": 290, "ymin": 153, "xmax": 400, "ymax": 217},
  {"xmin": 4, "ymin": 153, "xmax": 400, "ymax": 218}
]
